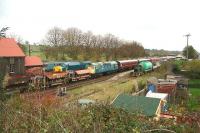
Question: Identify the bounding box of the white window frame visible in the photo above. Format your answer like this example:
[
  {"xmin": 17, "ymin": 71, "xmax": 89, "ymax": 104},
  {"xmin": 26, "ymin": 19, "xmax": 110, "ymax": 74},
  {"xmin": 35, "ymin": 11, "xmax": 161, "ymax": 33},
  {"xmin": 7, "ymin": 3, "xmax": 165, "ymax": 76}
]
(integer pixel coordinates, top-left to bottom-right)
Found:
[{"xmin": 9, "ymin": 64, "xmax": 15, "ymax": 73}]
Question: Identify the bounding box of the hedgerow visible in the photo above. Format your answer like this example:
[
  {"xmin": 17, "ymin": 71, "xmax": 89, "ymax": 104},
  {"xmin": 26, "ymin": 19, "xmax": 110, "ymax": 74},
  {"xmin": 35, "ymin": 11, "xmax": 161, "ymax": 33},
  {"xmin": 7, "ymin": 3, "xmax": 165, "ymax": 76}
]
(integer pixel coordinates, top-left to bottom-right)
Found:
[
  {"xmin": 173, "ymin": 60, "xmax": 200, "ymax": 79},
  {"xmin": 1, "ymin": 94, "xmax": 198, "ymax": 133}
]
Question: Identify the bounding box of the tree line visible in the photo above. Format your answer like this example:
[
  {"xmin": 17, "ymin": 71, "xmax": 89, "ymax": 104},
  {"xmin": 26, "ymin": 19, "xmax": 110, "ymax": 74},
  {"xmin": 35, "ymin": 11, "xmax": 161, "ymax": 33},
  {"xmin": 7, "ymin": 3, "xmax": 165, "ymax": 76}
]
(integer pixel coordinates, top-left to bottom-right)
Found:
[{"xmin": 42, "ymin": 27, "xmax": 146, "ymax": 61}]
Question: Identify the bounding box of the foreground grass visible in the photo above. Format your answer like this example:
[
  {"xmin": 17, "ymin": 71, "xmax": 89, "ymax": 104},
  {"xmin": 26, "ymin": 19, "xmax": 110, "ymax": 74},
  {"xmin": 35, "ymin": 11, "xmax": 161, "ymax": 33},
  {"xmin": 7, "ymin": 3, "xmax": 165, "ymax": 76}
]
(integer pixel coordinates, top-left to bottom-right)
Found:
[
  {"xmin": 188, "ymin": 79, "xmax": 200, "ymax": 111},
  {"xmin": 1, "ymin": 95, "xmax": 198, "ymax": 133}
]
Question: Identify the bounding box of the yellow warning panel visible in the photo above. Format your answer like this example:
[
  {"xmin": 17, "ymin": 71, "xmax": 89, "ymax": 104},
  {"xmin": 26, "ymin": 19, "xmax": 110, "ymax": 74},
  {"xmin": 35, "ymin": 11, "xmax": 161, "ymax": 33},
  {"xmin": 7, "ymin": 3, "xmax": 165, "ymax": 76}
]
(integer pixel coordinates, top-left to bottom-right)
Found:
[{"xmin": 54, "ymin": 66, "xmax": 63, "ymax": 72}]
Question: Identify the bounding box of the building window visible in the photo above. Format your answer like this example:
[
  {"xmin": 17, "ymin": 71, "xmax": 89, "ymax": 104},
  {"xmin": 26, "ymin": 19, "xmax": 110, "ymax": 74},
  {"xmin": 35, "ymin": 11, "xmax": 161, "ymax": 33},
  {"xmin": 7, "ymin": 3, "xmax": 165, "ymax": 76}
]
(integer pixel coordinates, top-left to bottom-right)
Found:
[
  {"xmin": 10, "ymin": 58, "xmax": 15, "ymax": 64},
  {"xmin": 10, "ymin": 64, "xmax": 15, "ymax": 73}
]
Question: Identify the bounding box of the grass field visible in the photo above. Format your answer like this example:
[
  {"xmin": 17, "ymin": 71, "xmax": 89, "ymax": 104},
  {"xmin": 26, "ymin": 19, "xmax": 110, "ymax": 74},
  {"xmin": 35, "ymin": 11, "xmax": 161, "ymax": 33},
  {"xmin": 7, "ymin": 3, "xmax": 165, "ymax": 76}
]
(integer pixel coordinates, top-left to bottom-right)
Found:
[
  {"xmin": 65, "ymin": 70, "xmax": 165, "ymax": 103},
  {"xmin": 24, "ymin": 45, "xmax": 46, "ymax": 59},
  {"xmin": 67, "ymin": 76, "xmax": 134, "ymax": 102},
  {"xmin": 188, "ymin": 79, "xmax": 200, "ymax": 111}
]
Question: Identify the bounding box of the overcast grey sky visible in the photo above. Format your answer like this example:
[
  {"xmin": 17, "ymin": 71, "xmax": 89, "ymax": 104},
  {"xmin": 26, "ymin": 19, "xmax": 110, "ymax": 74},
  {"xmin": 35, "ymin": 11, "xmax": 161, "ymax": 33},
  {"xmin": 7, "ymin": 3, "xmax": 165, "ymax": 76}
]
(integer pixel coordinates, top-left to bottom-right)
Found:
[{"xmin": 0, "ymin": 0, "xmax": 199, "ymax": 51}]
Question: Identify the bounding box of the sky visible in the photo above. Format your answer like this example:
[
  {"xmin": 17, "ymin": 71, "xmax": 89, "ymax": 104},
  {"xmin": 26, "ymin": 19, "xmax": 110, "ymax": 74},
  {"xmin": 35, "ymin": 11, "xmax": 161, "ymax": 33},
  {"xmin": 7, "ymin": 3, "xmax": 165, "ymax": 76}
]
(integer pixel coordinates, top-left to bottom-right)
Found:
[{"xmin": 0, "ymin": 0, "xmax": 200, "ymax": 51}]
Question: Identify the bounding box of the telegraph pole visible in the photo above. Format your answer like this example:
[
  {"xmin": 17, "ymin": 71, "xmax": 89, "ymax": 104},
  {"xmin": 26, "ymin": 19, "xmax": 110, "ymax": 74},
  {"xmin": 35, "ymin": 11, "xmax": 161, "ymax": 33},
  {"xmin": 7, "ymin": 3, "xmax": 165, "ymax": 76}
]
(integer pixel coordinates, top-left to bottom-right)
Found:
[
  {"xmin": 29, "ymin": 44, "xmax": 31, "ymax": 56},
  {"xmin": 184, "ymin": 33, "xmax": 191, "ymax": 59},
  {"xmin": 25, "ymin": 41, "xmax": 30, "ymax": 56}
]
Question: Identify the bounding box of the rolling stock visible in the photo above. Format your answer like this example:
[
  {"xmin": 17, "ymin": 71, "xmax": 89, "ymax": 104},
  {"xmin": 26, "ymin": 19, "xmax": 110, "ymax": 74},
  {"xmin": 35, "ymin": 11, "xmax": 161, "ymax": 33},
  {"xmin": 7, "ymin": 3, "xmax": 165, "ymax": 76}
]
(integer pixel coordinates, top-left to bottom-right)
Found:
[
  {"xmin": 6, "ymin": 57, "xmax": 161, "ymax": 91},
  {"xmin": 117, "ymin": 60, "xmax": 138, "ymax": 71}
]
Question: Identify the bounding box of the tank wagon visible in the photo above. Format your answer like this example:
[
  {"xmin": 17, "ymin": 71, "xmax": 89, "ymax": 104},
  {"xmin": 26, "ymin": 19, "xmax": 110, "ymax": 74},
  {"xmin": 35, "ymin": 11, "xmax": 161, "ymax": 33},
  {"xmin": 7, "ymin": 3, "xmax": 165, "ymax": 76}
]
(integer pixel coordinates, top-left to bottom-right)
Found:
[
  {"xmin": 134, "ymin": 61, "xmax": 153, "ymax": 74},
  {"xmin": 131, "ymin": 58, "xmax": 161, "ymax": 77}
]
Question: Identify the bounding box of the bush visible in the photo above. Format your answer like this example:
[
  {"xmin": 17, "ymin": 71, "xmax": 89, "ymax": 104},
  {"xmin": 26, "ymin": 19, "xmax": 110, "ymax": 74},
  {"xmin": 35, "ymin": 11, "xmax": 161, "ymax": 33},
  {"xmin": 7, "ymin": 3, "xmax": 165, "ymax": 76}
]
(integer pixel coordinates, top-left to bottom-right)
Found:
[
  {"xmin": 173, "ymin": 60, "xmax": 200, "ymax": 79},
  {"xmin": 138, "ymin": 80, "xmax": 146, "ymax": 90},
  {"xmin": 172, "ymin": 60, "xmax": 186, "ymax": 73},
  {"xmin": 1, "ymin": 94, "xmax": 199, "ymax": 132}
]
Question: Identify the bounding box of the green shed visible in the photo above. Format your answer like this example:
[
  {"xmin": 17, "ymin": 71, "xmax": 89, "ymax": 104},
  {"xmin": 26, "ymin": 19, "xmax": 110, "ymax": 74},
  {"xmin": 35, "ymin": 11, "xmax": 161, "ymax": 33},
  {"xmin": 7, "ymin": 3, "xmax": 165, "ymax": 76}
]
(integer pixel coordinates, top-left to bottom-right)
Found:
[{"xmin": 112, "ymin": 94, "xmax": 161, "ymax": 116}]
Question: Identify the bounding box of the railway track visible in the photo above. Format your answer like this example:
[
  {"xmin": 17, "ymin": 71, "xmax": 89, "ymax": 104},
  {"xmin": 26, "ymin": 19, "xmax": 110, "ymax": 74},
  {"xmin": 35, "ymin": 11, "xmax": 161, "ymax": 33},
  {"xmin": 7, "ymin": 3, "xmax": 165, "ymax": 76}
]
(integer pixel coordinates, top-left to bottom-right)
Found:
[
  {"xmin": 6, "ymin": 68, "xmax": 152, "ymax": 98},
  {"xmin": 47, "ymin": 73, "xmax": 117, "ymax": 96},
  {"xmin": 18, "ymin": 69, "xmax": 156, "ymax": 103},
  {"xmin": 20, "ymin": 72, "xmax": 120, "ymax": 98}
]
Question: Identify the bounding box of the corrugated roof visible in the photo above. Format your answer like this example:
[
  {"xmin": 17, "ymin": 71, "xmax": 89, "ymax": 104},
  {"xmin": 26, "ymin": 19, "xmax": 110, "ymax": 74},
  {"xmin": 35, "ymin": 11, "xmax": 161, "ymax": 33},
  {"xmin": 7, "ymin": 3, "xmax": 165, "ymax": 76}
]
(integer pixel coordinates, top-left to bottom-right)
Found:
[
  {"xmin": 25, "ymin": 56, "xmax": 43, "ymax": 66},
  {"xmin": 146, "ymin": 92, "xmax": 168, "ymax": 100},
  {"xmin": 157, "ymin": 84, "xmax": 176, "ymax": 94},
  {"xmin": 0, "ymin": 38, "xmax": 25, "ymax": 57},
  {"xmin": 112, "ymin": 94, "xmax": 161, "ymax": 116},
  {"xmin": 78, "ymin": 99, "xmax": 95, "ymax": 105}
]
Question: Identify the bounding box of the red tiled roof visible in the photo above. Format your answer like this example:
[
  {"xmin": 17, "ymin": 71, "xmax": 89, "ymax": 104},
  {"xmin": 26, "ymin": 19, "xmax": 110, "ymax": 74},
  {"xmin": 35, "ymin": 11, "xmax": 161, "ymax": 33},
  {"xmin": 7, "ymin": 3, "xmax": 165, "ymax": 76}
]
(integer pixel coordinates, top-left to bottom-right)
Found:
[
  {"xmin": 0, "ymin": 38, "xmax": 25, "ymax": 57},
  {"xmin": 25, "ymin": 56, "xmax": 43, "ymax": 67}
]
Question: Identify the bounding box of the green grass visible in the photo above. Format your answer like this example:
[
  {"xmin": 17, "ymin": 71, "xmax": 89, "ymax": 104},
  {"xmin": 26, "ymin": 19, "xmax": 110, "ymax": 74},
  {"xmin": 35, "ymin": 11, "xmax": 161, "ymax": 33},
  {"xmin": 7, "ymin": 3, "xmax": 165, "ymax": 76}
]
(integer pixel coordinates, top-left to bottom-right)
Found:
[
  {"xmin": 24, "ymin": 45, "xmax": 47, "ymax": 60},
  {"xmin": 65, "ymin": 67, "xmax": 167, "ymax": 103},
  {"xmin": 188, "ymin": 79, "xmax": 200, "ymax": 111},
  {"xmin": 67, "ymin": 77, "xmax": 135, "ymax": 102}
]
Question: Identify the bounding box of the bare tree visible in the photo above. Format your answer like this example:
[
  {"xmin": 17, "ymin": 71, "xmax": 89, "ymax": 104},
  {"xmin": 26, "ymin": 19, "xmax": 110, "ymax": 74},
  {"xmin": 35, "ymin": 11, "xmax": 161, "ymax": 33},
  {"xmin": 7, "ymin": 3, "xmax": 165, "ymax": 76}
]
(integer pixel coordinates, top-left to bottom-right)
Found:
[
  {"xmin": 93, "ymin": 35, "xmax": 104, "ymax": 61},
  {"xmin": 45, "ymin": 27, "xmax": 65, "ymax": 60},
  {"xmin": 43, "ymin": 27, "xmax": 146, "ymax": 61},
  {"xmin": 63, "ymin": 28, "xmax": 82, "ymax": 60},
  {"xmin": 45, "ymin": 27, "xmax": 64, "ymax": 47},
  {"xmin": 103, "ymin": 34, "xmax": 116, "ymax": 60},
  {"xmin": 82, "ymin": 31, "xmax": 93, "ymax": 60}
]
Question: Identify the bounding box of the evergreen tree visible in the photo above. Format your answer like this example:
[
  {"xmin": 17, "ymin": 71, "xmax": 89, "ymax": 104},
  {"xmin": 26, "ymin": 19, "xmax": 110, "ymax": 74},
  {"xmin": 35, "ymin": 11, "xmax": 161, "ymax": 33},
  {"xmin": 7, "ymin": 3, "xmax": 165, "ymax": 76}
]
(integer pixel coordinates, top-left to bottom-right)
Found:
[{"xmin": 183, "ymin": 45, "xmax": 199, "ymax": 59}]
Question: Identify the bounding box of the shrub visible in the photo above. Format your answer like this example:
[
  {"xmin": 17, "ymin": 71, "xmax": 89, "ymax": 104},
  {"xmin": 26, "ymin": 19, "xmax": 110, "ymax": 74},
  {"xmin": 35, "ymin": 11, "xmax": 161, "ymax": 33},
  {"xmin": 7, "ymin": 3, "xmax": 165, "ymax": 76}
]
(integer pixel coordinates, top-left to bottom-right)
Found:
[
  {"xmin": 172, "ymin": 60, "xmax": 200, "ymax": 79},
  {"xmin": 1, "ymin": 94, "xmax": 199, "ymax": 132},
  {"xmin": 138, "ymin": 80, "xmax": 146, "ymax": 90},
  {"xmin": 172, "ymin": 60, "xmax": 186, "ymax": 73}
]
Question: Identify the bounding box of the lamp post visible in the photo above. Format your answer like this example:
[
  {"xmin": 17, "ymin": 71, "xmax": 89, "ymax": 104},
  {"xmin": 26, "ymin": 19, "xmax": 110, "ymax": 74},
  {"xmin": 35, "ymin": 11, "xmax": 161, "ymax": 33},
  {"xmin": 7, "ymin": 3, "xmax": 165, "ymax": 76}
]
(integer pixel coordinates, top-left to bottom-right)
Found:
[{"xmin": 184, "ymin": 33, "xmax": 191, "ymax": 59}]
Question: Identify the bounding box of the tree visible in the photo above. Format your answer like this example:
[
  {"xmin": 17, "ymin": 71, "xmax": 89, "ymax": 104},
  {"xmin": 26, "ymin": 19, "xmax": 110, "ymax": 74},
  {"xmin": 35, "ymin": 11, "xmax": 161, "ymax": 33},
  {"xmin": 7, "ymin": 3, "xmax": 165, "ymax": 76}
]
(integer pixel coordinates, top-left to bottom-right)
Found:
[
  {"xmin": 43, "ymin": 26, "xmax": 146, "ymax": 61},
  {"xmin": 0, "ymin": 58, "xmax": 7, "ymax": 101},
  {"xmin": 45, "ymin": 27, "xmax": 64, "ymax": 46},
  {"xmin": 183, "ymin": 45, "xmax": 199, "ymax": 59},
  {"xmin": 40, "ymin": 45, "xmax": 50, "ymax": 60},
  {"xmin": 45, "ymin": 27, "xmax": 65, "ymax": 60},
  {"xmin": 8, "ymin": 33, "xmax": 27, "ymax": 54},
  {"xmin": 0, "ymin": 27, "xmax": 9, "ymax": 38},
  {"xmin": 63, "ymin": 28, "xmax": 82, "ymax": 60},
  {"xmin": 81, "ymin": 31, "xmax": 93, "ymax": 60}
]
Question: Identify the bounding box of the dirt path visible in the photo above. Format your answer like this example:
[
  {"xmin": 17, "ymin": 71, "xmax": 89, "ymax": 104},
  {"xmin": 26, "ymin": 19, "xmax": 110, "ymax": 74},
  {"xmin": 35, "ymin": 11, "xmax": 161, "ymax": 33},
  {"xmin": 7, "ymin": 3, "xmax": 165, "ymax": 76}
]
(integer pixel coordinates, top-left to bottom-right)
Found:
[
  {"xmin": 107, "ymin": 70, "xmax": 133, "ymax": 81},
  {"xmin": 166, "ymin": 62, "xmax": 174, "ymax": 74}
]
